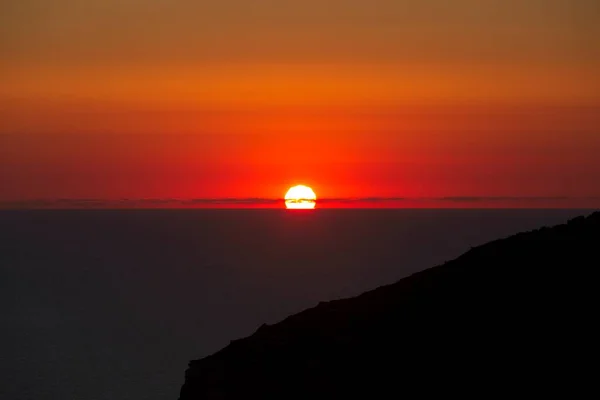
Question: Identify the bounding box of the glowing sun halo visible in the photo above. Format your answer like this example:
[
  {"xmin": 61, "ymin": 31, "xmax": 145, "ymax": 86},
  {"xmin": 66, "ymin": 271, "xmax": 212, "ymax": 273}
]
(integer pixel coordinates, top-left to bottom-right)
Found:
[{"xmin": 285, "ymin": 185, "xmax": 317, "ymax": 209}]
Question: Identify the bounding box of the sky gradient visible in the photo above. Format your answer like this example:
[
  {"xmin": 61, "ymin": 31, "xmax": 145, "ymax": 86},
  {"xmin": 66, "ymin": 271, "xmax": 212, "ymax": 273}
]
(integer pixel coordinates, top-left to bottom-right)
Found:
[{"xmin": 1, "ymin": 1, "xmax": 599, "ymax": 205}]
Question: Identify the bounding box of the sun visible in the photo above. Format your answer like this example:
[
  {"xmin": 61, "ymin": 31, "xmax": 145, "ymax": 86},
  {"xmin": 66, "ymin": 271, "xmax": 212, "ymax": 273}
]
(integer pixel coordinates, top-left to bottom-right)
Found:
[{"xmin": 285, "ymin": 185, "xmax": 317, "ymax": 209}]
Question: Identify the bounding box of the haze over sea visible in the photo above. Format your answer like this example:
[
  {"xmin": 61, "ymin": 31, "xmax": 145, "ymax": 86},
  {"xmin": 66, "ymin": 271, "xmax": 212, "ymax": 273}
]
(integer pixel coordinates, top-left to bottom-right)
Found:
[{"xmin": 0, "ymin": 209, "xmax": 593, "ymax": 399}]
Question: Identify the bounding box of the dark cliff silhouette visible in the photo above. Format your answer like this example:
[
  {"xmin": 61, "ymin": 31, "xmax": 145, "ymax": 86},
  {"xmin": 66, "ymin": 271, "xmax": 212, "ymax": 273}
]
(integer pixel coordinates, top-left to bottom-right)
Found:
[{"xmin": 179, "ymin": 212, "xmax": 598, "ymax": 399}]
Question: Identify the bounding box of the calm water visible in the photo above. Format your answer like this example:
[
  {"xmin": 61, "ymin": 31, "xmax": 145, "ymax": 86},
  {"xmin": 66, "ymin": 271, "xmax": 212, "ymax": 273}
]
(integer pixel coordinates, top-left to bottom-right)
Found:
[{"xmin": 0, "ymin": 209, "xmax": 593, "ymax": 399}]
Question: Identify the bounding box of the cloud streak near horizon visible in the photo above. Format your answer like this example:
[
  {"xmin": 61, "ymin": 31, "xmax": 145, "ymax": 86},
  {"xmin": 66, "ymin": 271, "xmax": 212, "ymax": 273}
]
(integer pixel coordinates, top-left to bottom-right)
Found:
[{"xmin": 1, "ymin": 197, "xmax": 598, "ymax": 209}]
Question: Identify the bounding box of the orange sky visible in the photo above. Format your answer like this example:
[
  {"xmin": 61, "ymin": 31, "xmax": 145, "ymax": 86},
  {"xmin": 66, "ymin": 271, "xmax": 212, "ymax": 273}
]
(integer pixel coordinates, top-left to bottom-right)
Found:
[{"xmin": 1, "ymin": 1, "xmax": 599, "ymax": 205}]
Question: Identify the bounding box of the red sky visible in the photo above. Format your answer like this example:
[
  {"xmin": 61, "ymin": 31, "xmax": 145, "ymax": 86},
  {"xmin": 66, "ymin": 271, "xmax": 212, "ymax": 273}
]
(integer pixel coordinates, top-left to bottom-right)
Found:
[{"xmin": 1, "ymin": 1, "xmax": 599, "ymax": 207}]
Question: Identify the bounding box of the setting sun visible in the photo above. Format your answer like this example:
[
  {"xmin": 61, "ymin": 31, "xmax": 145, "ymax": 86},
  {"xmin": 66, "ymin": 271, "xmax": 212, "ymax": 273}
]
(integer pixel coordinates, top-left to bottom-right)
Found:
[{"xmin": 285, "ymin": 185, "xmax": 317, "ymax": 209}]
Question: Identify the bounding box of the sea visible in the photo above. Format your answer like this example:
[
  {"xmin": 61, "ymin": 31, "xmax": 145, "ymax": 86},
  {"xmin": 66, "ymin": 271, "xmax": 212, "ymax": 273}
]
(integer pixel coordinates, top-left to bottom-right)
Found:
[{"xmin": 0, "ymin": 209, "xmax": 593, "ymax": 399}]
